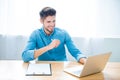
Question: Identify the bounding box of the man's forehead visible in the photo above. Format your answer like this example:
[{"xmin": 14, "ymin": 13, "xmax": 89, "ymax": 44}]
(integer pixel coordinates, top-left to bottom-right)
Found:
[{"xmin": 44, "ymin": 16, "xmax": 56, "ymax": 21}]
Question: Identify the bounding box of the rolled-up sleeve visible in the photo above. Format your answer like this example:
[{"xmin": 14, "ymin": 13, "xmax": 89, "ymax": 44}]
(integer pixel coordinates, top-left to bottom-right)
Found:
[
  {"xmin": 22, "ymin": 31, "xmax": 36, "ymax": 62},
  {"xmin": 22, "ymin": 50, "xmax": 35, "ymax": 62},
  {"xmin": 64, "ymin": 31, "xmax": 86, "ymax": 61}
]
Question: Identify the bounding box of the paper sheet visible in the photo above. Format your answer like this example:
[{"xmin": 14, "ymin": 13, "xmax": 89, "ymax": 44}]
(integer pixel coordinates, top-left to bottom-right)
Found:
[{"xmin": 26, "ymin": 63, "xmax": 52, "ymax": 76}]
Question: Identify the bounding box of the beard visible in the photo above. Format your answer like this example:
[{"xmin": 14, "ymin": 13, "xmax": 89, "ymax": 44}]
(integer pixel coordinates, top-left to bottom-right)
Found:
[
  {"xmin": 44, "ymin": 26, "xmax": 55, "ymax": 34},
  {"xmin": 46, "ymin": 28, "xmax": 53, "ymax": 33}
]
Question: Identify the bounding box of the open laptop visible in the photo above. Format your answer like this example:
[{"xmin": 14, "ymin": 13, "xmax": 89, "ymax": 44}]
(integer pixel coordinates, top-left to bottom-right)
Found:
[{"xmin": 64, "ymin": 52, "xmax": 112, "ymax": 77}]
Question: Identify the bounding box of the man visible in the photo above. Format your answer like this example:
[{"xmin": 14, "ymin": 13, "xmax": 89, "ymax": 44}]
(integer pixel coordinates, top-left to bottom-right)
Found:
[{"xmin": 22, "ymin": 7, "xmax": 86, "ymax": 64}]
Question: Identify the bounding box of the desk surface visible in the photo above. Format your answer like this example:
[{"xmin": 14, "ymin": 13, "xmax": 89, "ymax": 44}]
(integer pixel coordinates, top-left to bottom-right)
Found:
[{"xmin": 0, "ymin": 60, "xmax": 120, "ymax": 80}]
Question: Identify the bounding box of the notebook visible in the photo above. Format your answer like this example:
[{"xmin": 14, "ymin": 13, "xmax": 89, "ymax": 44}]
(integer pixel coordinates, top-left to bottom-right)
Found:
[
  {"xmin": 64, "ymin": 52, "xmax": 111, "ymax": 77},
  {"xmin": 26, "ymin": 63, "xmax": 52, "ymax": 76}
]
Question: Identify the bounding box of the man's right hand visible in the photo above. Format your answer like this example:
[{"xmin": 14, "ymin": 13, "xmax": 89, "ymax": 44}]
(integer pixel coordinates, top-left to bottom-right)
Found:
[{"xmin": 48, "ymin": 39, "xmax": 60, "ymax": 50}]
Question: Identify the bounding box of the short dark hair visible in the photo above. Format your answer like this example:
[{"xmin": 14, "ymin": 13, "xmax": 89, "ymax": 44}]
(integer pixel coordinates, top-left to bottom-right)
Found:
[{"xmin": 39, "ymin": 7, "xmax": 56, "ymax": 19}]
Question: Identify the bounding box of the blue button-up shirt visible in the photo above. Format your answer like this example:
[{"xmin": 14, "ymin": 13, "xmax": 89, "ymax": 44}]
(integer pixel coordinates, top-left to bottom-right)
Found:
[{"xmin": 22, "ymin": 27, "xmax": 86, "ymax": 62}]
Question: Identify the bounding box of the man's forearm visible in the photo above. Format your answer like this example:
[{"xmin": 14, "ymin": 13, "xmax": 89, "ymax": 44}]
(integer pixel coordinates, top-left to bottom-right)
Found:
[{"xmin": 34, "ymin": 45, "xmax": 51, "ymax": 59}]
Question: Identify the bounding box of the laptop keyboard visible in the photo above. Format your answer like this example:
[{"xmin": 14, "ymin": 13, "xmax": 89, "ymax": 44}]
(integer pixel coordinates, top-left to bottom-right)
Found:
[{"xmin": 72, "ymin": 70, "xmax": 82, "ymax": 75}]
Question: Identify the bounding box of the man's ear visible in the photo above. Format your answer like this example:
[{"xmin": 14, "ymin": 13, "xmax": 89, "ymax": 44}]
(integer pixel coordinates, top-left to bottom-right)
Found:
[{"xmin": 40, "ymin": 18, "xmax": 43, "ymax": 24}]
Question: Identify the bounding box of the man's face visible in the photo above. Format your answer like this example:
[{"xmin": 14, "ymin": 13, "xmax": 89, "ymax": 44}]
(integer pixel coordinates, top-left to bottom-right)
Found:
[{"xmin": 41, "ymin": 16, "xmax": 56, "ymax": 35}]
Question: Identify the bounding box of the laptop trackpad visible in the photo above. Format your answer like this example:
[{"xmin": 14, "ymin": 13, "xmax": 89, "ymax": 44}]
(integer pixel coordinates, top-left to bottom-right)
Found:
[{"xmin": 64, "ymin": 66, "xmax": 84, "ymax": 76}]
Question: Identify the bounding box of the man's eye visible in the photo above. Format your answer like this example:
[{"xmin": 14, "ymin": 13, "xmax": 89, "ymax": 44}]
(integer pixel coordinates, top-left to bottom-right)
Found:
[{"xmin": 47, "ymin": 21, "xmax": 50, "ymax": 23}]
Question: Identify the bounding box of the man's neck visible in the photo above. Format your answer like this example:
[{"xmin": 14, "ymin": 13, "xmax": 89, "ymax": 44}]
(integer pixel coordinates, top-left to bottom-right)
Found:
[{"xmin": 44, "ymin": 29, "xmax": 51, "ymax": 36}]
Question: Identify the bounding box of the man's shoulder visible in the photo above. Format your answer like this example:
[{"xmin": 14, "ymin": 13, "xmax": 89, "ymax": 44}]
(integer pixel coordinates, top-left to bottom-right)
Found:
[{"xmin": 29, "ymin": 28, "xmax": 42, "ymax": 36}]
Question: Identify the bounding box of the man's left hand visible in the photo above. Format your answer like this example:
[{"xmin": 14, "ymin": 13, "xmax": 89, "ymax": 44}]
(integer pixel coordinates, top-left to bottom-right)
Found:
[{"xmin": 79, "ymin": 58, "xmax": 87, "ymax": 64}]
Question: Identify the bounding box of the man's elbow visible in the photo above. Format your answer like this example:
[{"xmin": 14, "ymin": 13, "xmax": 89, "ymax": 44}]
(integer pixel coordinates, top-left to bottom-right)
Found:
[
  {"xmin": 21, "ymin": 50, "xmax": 35, "ymax": 62},
  {"xmin": 22, "ymin": 52, "xmax": 30, "ymax": 62}
]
